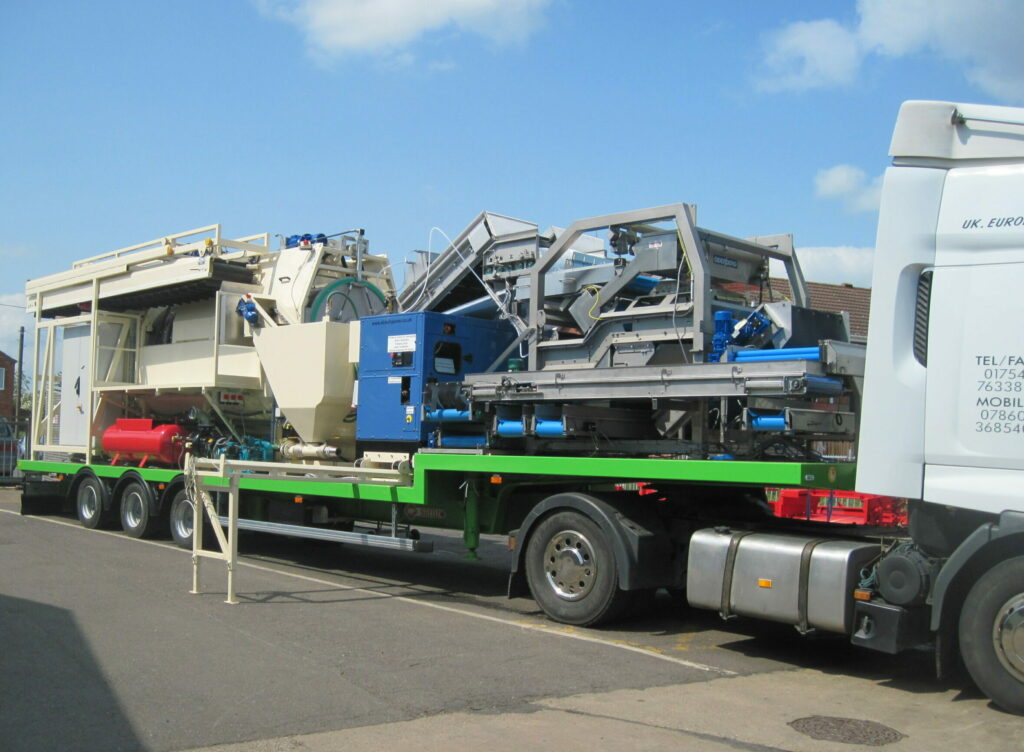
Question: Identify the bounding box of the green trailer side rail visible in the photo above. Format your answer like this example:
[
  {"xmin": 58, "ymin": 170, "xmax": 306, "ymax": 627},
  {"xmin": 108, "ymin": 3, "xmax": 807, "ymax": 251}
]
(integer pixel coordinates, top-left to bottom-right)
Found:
[{"xmin": 19, "ymin": 454, "xmax": 855, "ymax": 503}]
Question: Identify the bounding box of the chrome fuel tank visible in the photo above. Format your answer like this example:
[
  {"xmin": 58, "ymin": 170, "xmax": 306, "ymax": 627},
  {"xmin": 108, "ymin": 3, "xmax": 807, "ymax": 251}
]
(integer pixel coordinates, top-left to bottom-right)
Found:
[{"xmin": 686, "ymin": 528, "xmax": 879, "ymax": 634}]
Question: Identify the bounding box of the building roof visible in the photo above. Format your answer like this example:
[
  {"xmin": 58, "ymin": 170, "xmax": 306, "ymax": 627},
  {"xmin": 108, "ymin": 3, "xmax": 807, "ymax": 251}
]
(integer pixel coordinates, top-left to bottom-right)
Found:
[{"xmin": 722, "ymin": 279, "xmax": 872, "ymax": 342}]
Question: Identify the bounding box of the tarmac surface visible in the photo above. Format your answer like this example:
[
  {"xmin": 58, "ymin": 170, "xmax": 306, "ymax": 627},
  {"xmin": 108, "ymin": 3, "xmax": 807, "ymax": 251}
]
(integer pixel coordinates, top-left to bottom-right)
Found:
[{"xmin": 1, "ymin": 486, "xmax": 1021, "ymax": 751}]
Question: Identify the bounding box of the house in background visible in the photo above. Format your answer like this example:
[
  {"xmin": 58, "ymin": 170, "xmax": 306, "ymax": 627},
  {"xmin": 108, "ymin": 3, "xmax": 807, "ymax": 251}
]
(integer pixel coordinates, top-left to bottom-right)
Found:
[{"xmin": 0, "ymin": 350, "xmax": 16, "ymax": 421}]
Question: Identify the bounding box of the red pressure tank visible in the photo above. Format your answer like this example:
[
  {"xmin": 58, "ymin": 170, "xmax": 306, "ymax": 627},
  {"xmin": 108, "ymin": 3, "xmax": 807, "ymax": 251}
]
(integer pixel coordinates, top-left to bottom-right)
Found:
[{"xmin": 102, "ymin": 419, "xmax": 185, "ymax": 467}]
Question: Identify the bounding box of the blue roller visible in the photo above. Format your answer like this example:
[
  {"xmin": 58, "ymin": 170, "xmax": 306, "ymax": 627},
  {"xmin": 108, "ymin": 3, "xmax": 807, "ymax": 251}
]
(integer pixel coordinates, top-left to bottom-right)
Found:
[
  {"xmin": 733, "ymin": 347, "xmax": 821, "ymax": 362},
  {"xmin": 438, "ymin": 434, "xmax": 487, "ymax": 448},
  {"xmin": 535, "ymin": 419, "xmax": 566, "ymax": 438},
  {"xmin": 496, "ymin": 420, "xmax": 526, "ymax": 437},
  {"xmin": 750, "ymin": 415, "xmax": 787, "ymax": 431},
  {"xmin": 425, "ymin": 409, "xmax": 475, "ymax": 422}
]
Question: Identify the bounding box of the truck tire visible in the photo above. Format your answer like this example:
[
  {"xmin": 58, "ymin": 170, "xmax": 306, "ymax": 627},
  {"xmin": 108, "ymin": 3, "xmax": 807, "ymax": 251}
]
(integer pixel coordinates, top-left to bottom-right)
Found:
[
  {"xmin": 959, "ymin": 555, "xmax": 1024, "ymax": 715},
  {"xmin": 119, "ymin": 479, "xmax": 161, "ymax": 539},
  {"xmin": 525, "ymin": 510, "xmax": 630, "ymax": 627},
  {"xmin": 75, "ymin": 475, "xmax": 112, "ymax": 529},
  {"xmin": 169, "ymin": 489, "xmax": 196, "ymax": 549}
]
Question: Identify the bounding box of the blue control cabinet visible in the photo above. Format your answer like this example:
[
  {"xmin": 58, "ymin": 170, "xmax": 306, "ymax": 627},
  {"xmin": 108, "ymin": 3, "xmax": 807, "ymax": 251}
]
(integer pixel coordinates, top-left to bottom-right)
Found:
[{"xmin": 356, "ymin": 312, "xmax": 515, "ymax": 443}]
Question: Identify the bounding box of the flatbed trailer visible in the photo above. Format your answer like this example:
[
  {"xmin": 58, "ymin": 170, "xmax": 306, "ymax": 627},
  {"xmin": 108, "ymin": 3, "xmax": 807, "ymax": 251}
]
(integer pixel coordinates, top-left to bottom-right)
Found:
[
  {"xmin": 21, "ymin": 452, "xmax": 854, "ymax": 605},
  {"xmin": 19, "ymin": 100, "xmax": 1024, "ymax": 714}
]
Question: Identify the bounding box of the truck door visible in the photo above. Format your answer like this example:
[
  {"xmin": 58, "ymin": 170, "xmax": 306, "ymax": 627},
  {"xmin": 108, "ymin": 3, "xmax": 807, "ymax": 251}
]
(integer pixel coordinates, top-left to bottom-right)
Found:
[{"xmin": 924, "ymin": 163, "xmax": 1024, "ymax": 513}]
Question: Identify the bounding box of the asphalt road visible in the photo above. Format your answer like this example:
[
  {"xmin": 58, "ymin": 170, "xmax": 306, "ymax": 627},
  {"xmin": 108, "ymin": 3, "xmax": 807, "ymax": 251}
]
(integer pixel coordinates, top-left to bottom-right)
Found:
[{"xmin": 1, "ymin": 486, "xmax": 1020, "ymax": 752}]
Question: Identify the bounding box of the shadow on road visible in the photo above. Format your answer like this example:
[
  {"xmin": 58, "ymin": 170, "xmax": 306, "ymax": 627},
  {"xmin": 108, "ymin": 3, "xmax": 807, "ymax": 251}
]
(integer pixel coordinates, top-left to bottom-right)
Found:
[{"xmin": 0, "ymin": 594, "xmax": 144, "ymax": 752}]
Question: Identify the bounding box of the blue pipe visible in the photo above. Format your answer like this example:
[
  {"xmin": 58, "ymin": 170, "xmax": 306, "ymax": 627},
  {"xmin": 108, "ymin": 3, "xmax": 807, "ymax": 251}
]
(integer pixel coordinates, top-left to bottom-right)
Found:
[
  {"xmin": 438, "ymin": 434, "xmax": 487, "ymax": 448},
  {"xmin": 425, "ymin": 409, "xmax": 475, "ymax": 422},
  {"xmin": 733, "ymin": 347, "xmax": 821, "ymax": 362},
  {"xmin": 750, "ymin": 415, "xmax": 787, "ymax": 431},
  {"xmin": 496, "ymin": 419, "xmax": 526, "ymax": 437},
  {"xmin": 535, "ymin": 419, "xmax": 566, "ymax": 438},
  {"xmin": 734, "ymin": 352, "xmax": 821, "ymax": 363}
]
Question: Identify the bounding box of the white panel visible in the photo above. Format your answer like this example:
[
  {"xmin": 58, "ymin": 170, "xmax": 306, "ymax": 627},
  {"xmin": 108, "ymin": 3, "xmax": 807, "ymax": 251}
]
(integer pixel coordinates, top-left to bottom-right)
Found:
[
  {"xmin": 855, "ymin": 167, "xmax": 945, "ymax": 498},
  {"xmin": 891, "ymin": 101, "xmax": 1024, "ymax": 162},
  {"xmin": 59, "ymin": 325, "xmax": 90, "ymax": 446},
  {"xmin": 172, "ymin": 300, "xmax": 217, "ymax": 343},
  {"xmin": 935, "ymin": 164, "xmax": 1024, "ymax": 268},
  {"xmin": 924, "ymin": 464, "xmax": 1024, "ymax": 515},
  {"xmin": 140, "ymin": 341, "xmax": 214, "ymax": 385},
  {"xmin": 925, "ymin": 263, "xmax": 1024, "ymax": 472}
]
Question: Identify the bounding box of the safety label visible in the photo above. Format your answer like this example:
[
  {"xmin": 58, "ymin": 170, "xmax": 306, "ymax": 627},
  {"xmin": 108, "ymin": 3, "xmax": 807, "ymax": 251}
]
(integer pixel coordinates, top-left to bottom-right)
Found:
[{"xmin": 388, "ymin": 334, "xmax": 416, "ymax": 352}]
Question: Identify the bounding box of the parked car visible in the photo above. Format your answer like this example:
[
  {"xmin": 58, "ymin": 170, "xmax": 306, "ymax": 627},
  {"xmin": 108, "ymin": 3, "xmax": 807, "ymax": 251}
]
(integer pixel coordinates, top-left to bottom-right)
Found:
[{"xmin": 0, "ymin": 419, "xmax": 18, "ymax": 475}]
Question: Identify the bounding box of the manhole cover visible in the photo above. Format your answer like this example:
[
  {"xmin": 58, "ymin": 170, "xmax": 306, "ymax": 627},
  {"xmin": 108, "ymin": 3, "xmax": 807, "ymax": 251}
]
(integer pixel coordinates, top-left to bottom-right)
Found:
[{"xmin": 789, "ymin": 716, "xmax": 905, "ymax": 746}]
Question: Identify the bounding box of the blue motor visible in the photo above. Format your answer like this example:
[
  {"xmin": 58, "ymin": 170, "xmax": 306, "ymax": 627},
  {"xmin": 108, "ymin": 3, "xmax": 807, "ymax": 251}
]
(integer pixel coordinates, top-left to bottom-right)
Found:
[
  {"xmin": 708, "ymin": 310, "xmax": 734, "ymax": 362},
  {"xmin": 285, "ymin": 233, "xmax": 327, "ymax": 249},
  {"xmin": 732, "ymin": 310, "xmax": 772, "ymax": 346},
  {"xmin": 235, "ymin": 297, "xmax": 260, "ymax": 326}
]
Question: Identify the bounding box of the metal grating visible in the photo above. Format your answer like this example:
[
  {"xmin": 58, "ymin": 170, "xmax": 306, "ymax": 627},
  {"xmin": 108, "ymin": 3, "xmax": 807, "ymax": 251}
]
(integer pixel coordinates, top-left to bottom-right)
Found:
[{"xmin": 913, "ymin": 270, "xmax": 932, "ymax": 366}]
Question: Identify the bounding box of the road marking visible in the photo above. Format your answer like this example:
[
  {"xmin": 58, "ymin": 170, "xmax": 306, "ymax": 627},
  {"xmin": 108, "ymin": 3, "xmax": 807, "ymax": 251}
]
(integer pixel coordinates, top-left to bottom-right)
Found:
[{"xmin": 0, "ymin": 507, "xmax": 735, "ymax": 676}]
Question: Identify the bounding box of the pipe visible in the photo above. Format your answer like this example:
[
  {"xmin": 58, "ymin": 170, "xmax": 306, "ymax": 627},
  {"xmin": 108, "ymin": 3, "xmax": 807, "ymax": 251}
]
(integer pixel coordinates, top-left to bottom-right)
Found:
[
  {"xmin": 307, "ymin": 278, "xmax": 388, "ymax": 322},
  {"xmin": 438, "ymin": 434, "xmax": 487, "ymax": 448},
  {"xmin": 733, "ymin": 346, "xmax": 821, "ymax": 362},
  {"xmin": 750, "ymin": 415, "xmax": 787, "ymax": 431},
  {"xmin": 279, "ymin": 441, "xmax": 339, "ymax": 460},
  {"xmin": 425, "ymin": 409, "xmax": 476, "ymax": 422}
]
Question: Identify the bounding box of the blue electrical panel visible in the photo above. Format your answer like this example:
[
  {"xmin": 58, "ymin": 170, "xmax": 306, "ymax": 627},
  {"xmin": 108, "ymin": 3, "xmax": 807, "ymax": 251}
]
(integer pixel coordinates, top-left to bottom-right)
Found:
[{"xmin": 356, "ymin": 312, "xmax": 516, "ymax": 444}]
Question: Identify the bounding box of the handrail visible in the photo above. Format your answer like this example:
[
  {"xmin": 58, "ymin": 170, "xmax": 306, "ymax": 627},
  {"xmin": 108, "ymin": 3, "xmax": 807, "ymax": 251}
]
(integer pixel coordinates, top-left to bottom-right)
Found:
[{"xmin": 73, "ymin": 225, "xmax": 221, "ymax": 268}]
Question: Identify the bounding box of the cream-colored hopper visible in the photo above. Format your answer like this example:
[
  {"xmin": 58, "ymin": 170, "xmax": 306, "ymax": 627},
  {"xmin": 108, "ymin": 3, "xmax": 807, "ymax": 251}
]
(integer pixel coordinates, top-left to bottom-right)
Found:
[{"xmin": 253, "ymin": 320, "xmax": 356, "ymax": 447}]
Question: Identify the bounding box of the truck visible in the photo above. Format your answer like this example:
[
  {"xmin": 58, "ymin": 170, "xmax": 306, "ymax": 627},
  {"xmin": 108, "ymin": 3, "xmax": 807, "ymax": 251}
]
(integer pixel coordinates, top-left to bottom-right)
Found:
[{"xmin": 18, "ymin": 100, "xmax": 1024, "ymax": 714}]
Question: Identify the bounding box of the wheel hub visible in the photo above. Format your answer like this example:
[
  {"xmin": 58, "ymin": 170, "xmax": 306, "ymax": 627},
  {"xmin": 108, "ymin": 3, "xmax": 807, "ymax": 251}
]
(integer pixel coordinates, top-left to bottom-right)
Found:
[
  {"xmin": 125, "ymin": 491, "xmax": 145, "ymax": 528},
  {"xmin": 80, "ymin": 485, "xmax": 98, "ymax": 519},
  {"xmin": 172, "ymin": 498, "xmax": 195, "ymax": 540},
  {"xmin": 542, "ymin": 530, "xmax": 597, "ymax": 601},
  {"xmin": 993, "ymin": 593, "xmax": 1024, "ymax": 683}
]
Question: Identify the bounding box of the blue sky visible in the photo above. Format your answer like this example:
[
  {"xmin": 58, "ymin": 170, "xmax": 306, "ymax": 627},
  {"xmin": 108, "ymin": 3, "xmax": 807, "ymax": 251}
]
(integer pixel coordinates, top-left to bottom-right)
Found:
[{"xmin": 2, "ymin": 0, "xmax": 1022, "ymax": 359}]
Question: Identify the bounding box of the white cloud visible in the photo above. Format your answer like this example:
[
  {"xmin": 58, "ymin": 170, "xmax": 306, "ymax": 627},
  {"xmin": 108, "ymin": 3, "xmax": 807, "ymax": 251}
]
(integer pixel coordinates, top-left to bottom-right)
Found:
[
  {"xmin": 258, "ymin": 0, "xmax": 552, "ymax": 57},
  {"xmin": 758, "ymin": 19, "xmax": 860, "ymax": 91},
  {"xmin": 771, "ymin": 246, "xmax": 875, "ymax": 287},
  {"xmin": 758, "ymin": 0, "xmax": 1024, "ymax": 103},
  {"xmin": 815, "ymin": 164, "xmax": 882, "ymax": 213}
]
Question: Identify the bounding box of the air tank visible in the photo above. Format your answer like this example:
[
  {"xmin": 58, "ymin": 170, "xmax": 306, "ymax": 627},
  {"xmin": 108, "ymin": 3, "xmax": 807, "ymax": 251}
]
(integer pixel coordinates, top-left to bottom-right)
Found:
[{"xmin": 102, "ymin": 418, "xmax": 184, "ymax": 466}]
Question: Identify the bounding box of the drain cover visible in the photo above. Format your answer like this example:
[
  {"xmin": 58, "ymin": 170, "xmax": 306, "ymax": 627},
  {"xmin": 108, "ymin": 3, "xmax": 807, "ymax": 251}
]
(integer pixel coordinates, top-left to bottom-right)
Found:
[{"xmin": 789, "ymin": 716, "xmax": 905, "ymax": 746}]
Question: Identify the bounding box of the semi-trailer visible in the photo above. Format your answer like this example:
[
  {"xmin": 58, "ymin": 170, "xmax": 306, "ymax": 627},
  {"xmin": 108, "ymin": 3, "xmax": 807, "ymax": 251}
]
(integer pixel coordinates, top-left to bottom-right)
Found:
[{"xmin": 20, "ymin": 100, "xmax": 1024, "ymax": 713}]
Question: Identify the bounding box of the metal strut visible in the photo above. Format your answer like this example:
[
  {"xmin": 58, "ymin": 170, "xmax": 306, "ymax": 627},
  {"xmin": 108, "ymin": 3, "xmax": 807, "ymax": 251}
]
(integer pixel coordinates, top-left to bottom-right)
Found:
[{"xmin": 185, "ymin": 453, "xmax": 240, "ymax": 604}]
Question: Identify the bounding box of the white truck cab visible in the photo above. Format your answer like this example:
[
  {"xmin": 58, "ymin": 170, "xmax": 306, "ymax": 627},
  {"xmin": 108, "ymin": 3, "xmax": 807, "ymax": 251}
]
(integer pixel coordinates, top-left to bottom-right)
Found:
[{"xmin": 857, "ymin": 101, "xmax": 1024, "ymax": 712}]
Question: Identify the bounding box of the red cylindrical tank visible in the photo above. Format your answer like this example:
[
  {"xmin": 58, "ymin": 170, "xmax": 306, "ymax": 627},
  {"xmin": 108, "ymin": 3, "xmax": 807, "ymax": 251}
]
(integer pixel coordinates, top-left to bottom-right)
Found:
[{"xmin": 102, "ymin": 419, "xmax": 185, "ymax": 466}]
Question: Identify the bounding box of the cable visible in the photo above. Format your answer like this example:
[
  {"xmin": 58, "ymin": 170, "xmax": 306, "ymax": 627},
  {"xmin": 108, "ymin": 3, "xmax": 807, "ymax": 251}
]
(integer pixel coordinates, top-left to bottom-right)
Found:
[
  {"xmin": 401, "ymin": 243, "xmax": 435, "ymax": 312},
  {"xmin": 426, "ymin": 226, "xmax": 527, "ymax": 333},
  {"xmin": 307, "ymin": 278, "xmax": 387, "ymax": 322},
  {"xmin": 583, "ymin": 285, "xmax": 603, "ymax": 320}
]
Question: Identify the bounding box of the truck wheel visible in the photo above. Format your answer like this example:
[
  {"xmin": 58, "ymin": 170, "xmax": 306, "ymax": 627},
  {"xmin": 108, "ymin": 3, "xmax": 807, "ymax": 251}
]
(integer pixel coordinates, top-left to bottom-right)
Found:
[
  {"xmin": 119, "ymin": 479, "xmax": 161, "ymax": 539},
  {"xmin": 75, "ymin": 475, "xmax": 112, "ymax": 529},
  {"xmin": 959, "ymin": 555, "xmax": 1024, "ymax": 714},
  {"xmin": 169, "ymin": 489, "xmax": 196, "ymax": 549},
  {"xmin": 525, "ymin": 510, "xmax": 630, "ymax": 627}
]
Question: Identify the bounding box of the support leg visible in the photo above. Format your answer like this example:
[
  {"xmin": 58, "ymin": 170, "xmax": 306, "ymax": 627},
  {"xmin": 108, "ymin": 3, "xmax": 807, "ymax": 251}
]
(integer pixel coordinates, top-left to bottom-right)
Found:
[{"xmin": 463, "ymin": 479, "xmax": 481, "ymax": 561}]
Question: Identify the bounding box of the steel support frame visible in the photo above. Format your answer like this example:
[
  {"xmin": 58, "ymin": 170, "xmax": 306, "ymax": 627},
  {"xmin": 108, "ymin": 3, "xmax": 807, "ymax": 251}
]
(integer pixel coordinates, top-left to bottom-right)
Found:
[
  {"xmin": 462, "ymin": 358, "xmax": 840, "ymax": 402},
  {"xmin": 191, "ymin": 455, "xmax": 240, "ymax": 605},
  {"xmin": 524, "ymin": 204, "xmax": 810, "ymax": 371}
]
